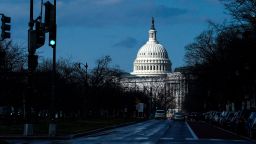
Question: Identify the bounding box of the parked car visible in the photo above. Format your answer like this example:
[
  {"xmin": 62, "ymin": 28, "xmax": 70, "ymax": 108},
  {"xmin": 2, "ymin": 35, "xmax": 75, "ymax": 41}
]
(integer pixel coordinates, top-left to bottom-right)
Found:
[
  {"xmin": 234, "ymin": 110, "xmax": 252, "ymax": 134},
  {"xmin": 212, "ymin": 112, "xmax": 221, "ymax": 124},
  {"xmin": 154, "ymin": 110, "xmax": 166, "ymax": 119},
  {"xmin": 187, "ymin": 112, "xmax": 203, "ymax": 121},
  {"xmin": 249, "ymin": 117, "xmax": 256, "ymax": 138},
  {"xmin": 221, "ymin": 112, "xmax": 234, "ymax": 128},
  {"xmin": 173, "ymin": 112, "xmax": 185, "ymax": 121},
  {"xmin": 245, "ymin": 112, "xmax": 256, "ymax": 137}
]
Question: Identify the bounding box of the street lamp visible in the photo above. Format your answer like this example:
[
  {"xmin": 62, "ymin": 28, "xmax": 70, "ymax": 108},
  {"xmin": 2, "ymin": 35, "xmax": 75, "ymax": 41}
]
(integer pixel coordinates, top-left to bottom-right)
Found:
[
  {"xmin": 84, "ymin": 62, "xmax": 88, "ymax": 83},
  {"xmin": 77, "ymin": 62, "xmax": 88, "ymax": 83},
  {"xmin": 76, "ymin": 62, "xmax": 88, "ymax": 118}
]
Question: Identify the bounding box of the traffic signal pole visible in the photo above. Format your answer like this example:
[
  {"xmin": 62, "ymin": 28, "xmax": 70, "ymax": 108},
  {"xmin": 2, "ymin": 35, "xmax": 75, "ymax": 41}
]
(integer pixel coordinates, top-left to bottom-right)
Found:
[
  {"xmin": 24, "ymin": 0, "xmax": 35, "ymax": 136},
  {"xmin": 49, "ymin": 0, "xmax": 57, "ymax": 136},
  {"xmin": 24, "ymin": 0, "xmax": 57, "ymax": 136}
]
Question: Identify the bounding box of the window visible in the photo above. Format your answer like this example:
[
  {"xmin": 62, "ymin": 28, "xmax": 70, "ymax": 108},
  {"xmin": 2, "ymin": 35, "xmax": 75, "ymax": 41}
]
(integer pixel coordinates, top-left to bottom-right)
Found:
[{"xmin": 150, "ymin": 33, "xmax": 153, "ymax": 38}]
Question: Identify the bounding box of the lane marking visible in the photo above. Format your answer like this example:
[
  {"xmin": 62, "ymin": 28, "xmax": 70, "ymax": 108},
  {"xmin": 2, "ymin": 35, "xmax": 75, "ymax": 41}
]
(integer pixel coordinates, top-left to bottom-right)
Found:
[
  {"xmin": 185, "ymin": 122, "xmax": 198, "ymax": 140},
  {"xmin": 208, "ymin": 139, "xmax": 224, "ymax": 141},
  {"xmin": 85, "ymin": 137, "xmax": 100, "ymax": 140},
  {"xmin": 147, "ymin": 123, "xmax": 167, "ymax": 137},
  {"xmin": 208, "ymin": 139, "xmax": 248, "ymax": 142},
  {"xmin": 135, "ymin": 137, "xmax": 148, "ymax": 140},
  {"xmin": 107, "ymin": 120, "xmax": 158, "ymax": 140},
  {"xmin": 185, "ymin": 138, "xmax": 196, "ymax": 140},
  {"xmin": 160, "ymin": 137, "xmax": 174, "ymax": 140}
]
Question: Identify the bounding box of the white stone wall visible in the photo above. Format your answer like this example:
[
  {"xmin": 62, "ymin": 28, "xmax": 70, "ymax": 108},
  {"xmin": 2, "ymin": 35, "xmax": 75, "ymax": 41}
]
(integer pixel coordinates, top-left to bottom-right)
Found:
[{"xmin": 121, "ymin": 72, "xmax": 187, "ymax": 112}]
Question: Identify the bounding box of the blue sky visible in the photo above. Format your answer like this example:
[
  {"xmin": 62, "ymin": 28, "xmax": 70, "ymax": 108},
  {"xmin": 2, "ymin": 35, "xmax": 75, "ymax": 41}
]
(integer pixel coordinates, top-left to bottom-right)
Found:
[{"xmin": 1, "ymin": 0, "xmax": 230, "ymax": 72}]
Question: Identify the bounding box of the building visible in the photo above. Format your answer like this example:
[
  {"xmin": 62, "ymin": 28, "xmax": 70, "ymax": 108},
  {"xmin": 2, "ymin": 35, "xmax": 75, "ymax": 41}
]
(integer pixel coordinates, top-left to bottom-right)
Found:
[{"xmin": 121, "ymin": 18, "xmax": 188, "ymax": 113}]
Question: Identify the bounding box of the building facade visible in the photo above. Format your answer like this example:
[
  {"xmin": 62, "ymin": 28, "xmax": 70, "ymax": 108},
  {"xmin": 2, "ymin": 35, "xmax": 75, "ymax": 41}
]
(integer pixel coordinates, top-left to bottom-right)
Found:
[{"xmin": 121, "ymin": 18, "xmax": 188, "ymax": 113}]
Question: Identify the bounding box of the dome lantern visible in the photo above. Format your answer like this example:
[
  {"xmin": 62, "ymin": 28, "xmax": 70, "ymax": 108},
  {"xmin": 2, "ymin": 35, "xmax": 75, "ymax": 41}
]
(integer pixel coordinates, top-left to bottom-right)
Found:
[{"xmin": 148, "ymin": 17, "xmax": 157, "ymax": 43}]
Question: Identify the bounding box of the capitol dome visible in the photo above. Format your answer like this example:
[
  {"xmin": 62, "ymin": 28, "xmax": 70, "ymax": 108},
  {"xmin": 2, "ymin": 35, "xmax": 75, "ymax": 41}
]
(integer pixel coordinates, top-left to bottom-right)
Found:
[{"xmin": 131, "ymin": 18, "xmax": 172, "ymax": 77}]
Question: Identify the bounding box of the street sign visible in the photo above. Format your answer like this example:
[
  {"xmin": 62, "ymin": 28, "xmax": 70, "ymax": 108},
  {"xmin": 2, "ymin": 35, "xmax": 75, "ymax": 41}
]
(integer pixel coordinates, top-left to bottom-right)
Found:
[{"xmin": 136, "ymin": 103, "xmax": 144, "ymax": 113}]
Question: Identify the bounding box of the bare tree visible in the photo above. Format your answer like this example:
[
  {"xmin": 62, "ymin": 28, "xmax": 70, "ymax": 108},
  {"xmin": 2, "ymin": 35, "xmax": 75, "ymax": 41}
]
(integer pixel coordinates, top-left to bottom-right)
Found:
[
  {"xmin": 0, "ymin": 41, "xmax": 26, "ymax": 72},
  {"xmin": 184, "ymin": 30, "xmax": 217, "ymax": 66},
  {"xmin": 222, "ymin": 0, "xmax": 256, "ymax": 29}
]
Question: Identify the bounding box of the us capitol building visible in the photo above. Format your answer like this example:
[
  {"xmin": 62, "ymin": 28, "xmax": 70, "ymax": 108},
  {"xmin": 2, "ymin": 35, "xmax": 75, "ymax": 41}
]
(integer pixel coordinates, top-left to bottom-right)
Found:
[{"xmin": 121, "ymin": 18, "xmax": 188, "ymax": 112}]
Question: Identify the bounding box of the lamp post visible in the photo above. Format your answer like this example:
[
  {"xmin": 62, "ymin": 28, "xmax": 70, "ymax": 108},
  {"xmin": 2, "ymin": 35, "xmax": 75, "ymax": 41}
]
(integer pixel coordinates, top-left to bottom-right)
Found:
[
  {"xmin": 77, "ymin": 62, "xmax": 88, "ymax": 84},
  {"xmin": 84, "ymin": 62, "xmax": 88, "ymax": 84},
  {"xmin": 77, "ymin": 62, "xmax": 88, "ymax": 118},
  {"xmin": 150, "ymin": 87, "xmax": 153, "ymax": 118}
]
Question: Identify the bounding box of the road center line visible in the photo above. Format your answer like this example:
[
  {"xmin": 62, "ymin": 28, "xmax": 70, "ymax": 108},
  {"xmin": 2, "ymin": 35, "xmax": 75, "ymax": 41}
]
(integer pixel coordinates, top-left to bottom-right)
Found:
[{"xmin": 185, "ymin": 122, "xmax": 198, "ymax": 140}]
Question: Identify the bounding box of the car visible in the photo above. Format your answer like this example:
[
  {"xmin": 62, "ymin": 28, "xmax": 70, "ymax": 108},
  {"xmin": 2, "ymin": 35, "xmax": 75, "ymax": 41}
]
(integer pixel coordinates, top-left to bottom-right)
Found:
[
  {"xmin": 246, "ymin": 112, "xmax": 256, "ymax": 137},
  {"xmin": 173, "ymin": 112, "xmax": 185, "ymax": 121},
  {"xmin": 234, "ymin": 110, "xmax": 252, "ymax": 134},
  {"xmin": 154, "ymin": 110, "xmax": 166, "ymax": 119}
]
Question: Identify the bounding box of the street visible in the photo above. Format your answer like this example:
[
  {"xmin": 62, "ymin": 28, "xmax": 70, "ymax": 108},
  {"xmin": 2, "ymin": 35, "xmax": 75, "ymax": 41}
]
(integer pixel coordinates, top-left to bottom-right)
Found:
[{"xmin": 6, "ymin": 119, "xmax": 255, "ymax": 144}]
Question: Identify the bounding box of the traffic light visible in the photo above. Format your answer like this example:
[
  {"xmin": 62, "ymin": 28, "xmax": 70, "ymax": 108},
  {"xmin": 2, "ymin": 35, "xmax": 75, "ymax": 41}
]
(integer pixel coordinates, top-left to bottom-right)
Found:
[
  {"xmin": 44, "ymin": 1, "xmax": 54, "ymax": 32},
  {"xmin": 1, "ymin": 15, "xmax": 11, "ymax": 40},
  {"xmin": 44, "ymin": 1, "xmax": 56, "ymax": 48},
  {"xmin": 35, "ymin": 21, "xmax": 45, "ymax": 48},
  {"xmin": 28, "ymin": 21, "xmax": 45, "ymax": 51},
  {"xmin": 49, "ymin": 24, "xmax": 56, "ymax": 48}
]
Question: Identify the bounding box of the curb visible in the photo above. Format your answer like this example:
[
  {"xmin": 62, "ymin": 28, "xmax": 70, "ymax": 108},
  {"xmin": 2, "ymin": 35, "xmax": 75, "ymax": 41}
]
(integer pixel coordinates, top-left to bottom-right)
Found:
[{"xmin": 0, "ymin": 119, "xmax": 147, "ymax": 140}]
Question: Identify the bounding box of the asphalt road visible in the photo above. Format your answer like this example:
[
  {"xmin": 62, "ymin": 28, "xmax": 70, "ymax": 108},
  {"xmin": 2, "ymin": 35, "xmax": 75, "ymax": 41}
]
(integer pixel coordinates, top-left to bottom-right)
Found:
[{"xmin": 5, "ymin": 119, "xmax": 255, "ymax": 144}]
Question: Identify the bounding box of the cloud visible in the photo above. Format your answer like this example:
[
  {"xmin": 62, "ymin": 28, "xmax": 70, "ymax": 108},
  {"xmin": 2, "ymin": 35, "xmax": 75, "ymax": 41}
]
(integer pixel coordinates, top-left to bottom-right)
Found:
[
  {"xmin": 0, "ymin": 2, "xmax": 28, "ymax": 20},
  {"xmin": 113, "ymin": 37, "xmax": 138, "ymax": 49},
  {"xmin": 56, "ymin": 0, "xmax": 188, "ymax": 28},
  {"xmin": 205, "ymin": 0, "xmax": 222, "ymax": 5},
  {"xmin": 94, "ymin": 0, "xmax": 122, "ymax": 5},
  {"xmin": 0, "ymin": 0, "xmax": 209, "ymax": 44},
  {"xmin": 0, "ymin": 0, "xmax": 188, "ymax": 29},
  {"xmin": 155, "ymin": 5, "xmax": 187, "ymax": 18}
]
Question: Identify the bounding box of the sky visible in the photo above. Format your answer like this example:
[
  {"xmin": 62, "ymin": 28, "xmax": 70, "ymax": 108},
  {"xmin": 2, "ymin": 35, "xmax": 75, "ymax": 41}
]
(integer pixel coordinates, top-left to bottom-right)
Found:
[{"xmin": 0, "ymin": 0, "xmax": 231, "ymax": 72}]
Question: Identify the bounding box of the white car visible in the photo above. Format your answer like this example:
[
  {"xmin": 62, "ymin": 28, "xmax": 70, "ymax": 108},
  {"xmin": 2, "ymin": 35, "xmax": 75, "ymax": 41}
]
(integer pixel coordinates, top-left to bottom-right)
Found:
[
  {"xmin": 154, "ymin": 110, "xmax": 166, "ymax": 119},
  {"xmin": 173, "ymin": 112, "xmax": 185, "ymax": 121}
]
